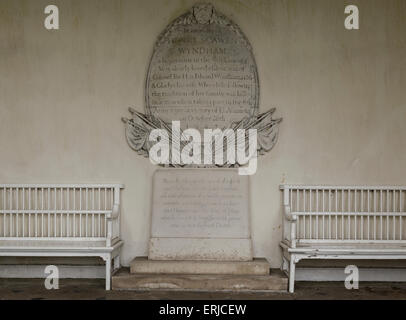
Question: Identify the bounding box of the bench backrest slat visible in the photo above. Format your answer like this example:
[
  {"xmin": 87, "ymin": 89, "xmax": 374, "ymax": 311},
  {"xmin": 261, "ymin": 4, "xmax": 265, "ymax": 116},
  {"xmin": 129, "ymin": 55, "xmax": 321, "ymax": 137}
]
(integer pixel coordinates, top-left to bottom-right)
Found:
[
  {"xmin": 281, "ymin": 185, "xmax": 406, "ymax": 243},
  {"xmin": 0, "ymin": 184, "xmax": 122, "ymax": 240}
]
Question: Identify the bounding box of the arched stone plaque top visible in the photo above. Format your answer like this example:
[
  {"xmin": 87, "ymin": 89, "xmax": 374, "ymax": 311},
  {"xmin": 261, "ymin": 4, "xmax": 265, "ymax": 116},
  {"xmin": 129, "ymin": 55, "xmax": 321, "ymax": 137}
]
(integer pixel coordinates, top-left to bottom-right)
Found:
[
  {"xmin": 145, "ymin": 3, "xmax": 259, "ymax": 131},
  {"xmin": 122, "ymin": 3, "xmax": 281, "ymax": 162}
]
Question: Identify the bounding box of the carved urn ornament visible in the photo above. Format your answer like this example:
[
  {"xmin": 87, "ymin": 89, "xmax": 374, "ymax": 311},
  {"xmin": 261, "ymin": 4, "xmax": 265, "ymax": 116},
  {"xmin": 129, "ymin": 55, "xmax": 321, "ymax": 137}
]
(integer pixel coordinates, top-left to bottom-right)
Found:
[
  {"xmin": 122, "ymin": 3, "xmax": 282, "ymax": 167},
  {"xmin": 192, "ymin": 3, "xmax": 214, "ymax": 24}
]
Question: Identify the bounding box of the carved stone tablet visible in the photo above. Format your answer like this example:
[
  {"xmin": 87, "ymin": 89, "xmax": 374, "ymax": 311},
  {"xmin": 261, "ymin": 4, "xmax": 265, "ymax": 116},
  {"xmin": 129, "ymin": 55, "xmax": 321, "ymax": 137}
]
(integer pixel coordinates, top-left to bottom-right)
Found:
[
  {"xmin": 145, "ymin": 3, "xmax": 259, "ymax": 131},
  {"xmin": 149, "ymin": 169, "xmax": 253, "ymax": 261},
  {"xmin": 151, "ymin": 169, "xmax": 250, "ymax": 238}
]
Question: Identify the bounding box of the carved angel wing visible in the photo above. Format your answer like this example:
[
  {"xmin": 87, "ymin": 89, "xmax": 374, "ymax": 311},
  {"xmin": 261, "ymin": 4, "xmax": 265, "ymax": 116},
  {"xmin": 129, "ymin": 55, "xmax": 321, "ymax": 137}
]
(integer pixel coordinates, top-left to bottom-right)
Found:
[
  {"xmin": 122, "ymin": 107, "xmax": 282, "ymax": 165},
  {"xmin": 121, "ymin": 108, "xmax": 164, "ymax": 157},
  {"xmin": 231, "ymin": 108, "xmax": 282, "ymax": 156}
]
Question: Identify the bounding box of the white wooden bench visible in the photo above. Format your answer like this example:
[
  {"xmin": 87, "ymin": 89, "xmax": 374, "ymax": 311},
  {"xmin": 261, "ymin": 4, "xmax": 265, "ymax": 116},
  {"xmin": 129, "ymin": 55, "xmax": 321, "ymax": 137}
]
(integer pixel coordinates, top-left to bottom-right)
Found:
[
  {"xmin": 280, "ymin": 185, "xmax": 406, "ymax": 293},
  {"xmin": 0, "ymin": 184, "xmax": 124, "ymax": 290}
]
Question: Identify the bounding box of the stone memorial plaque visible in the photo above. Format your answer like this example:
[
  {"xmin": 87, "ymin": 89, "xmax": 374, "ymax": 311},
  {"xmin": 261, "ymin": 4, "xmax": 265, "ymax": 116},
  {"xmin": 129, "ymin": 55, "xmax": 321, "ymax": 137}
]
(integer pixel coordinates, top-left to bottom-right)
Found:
[
  {"xmin": 145, "ymin": 3, "xmax": 259, "ymax": 132},
  {"xmin": 149, "ymin": 169, "xmax": 252, "ymax": 261},
  {"xmin": 123, "ymin": 3, "xmax": 281, "ymax": 160},
  {"xmin": 151, "ymin": 169, "xmax": 250, "ymax": 238}
]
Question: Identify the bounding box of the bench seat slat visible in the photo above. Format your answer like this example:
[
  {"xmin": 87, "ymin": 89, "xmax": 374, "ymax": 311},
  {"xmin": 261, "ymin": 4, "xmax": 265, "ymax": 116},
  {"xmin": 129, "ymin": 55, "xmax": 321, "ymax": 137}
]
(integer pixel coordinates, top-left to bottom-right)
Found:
[
  {"xmin": 0, "ymin": 210, "xmax": 111, "ymax": 215},
  {"xmin": 0, "ymin": 241, "xmax": 123, "ymax": 254},
  {"xmin": 281, "ymin": 241, "xmax": 406, "ymax": 254},
  {"xmin": 291, "ymin": 211, "xmax": 406, "ymax": 216}
]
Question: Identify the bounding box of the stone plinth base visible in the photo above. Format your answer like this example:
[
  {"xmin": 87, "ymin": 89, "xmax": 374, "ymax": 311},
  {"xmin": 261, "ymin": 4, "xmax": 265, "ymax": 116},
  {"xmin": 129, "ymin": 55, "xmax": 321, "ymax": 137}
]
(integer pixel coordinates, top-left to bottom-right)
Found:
[
  {"xmin": 112, "ymin": 268, "xmax": 287, "ymax": 292},
  {"xmin": 130, "ymin": 257, "xmax": 270, "ymax": 275},
  {"xmin": 149, "ymin": 237, "xmax": 252, "ymax": 261}
]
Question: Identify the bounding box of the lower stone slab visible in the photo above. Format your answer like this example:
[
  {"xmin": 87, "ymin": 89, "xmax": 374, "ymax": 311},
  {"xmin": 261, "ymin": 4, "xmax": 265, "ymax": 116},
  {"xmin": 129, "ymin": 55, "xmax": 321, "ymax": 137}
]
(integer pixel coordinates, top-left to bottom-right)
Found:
[
  {"xmin": 149, "ymin": 237, "xmax": 252, "ymax": 261},
  {"xmin": 130, "ymin": 257, "xmax": 270, "ymax": 275},
  {"xmin": 112, "ymin": 268, "xmax": 287, "ymax": 292}
]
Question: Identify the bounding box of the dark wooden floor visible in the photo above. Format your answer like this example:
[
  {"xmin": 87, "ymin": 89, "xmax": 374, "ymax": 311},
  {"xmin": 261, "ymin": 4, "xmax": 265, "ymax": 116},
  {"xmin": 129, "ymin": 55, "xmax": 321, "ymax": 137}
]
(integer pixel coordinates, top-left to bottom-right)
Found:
[{"xmin": 0, "ymin": 278, "xmax": 406, "ymax": 299}]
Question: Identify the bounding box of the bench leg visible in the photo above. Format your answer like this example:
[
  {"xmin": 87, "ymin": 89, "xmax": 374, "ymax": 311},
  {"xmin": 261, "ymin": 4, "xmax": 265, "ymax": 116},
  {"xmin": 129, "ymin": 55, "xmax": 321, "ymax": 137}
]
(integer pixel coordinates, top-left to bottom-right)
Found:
[
  {"xmin": 289, "ymin": 257, "xmax": 296, "ymax": 293},
  {"xmin": 282, "ymin": 257, "xmax": 289, "ymax": 272},
  {"xmin": 105, "ymin": 254, "xmax": 112, "ymax": 290},
  {"xmin": 113, "ymin": 255, "xmax": 120, "ymax": 271}
]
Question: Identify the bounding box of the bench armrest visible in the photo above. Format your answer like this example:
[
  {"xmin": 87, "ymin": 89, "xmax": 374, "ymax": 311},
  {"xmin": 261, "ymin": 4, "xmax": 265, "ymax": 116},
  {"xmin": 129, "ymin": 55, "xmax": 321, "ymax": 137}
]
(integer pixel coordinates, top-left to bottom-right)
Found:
[
  {"xmin": 283, "ymin": 205, "xmax": 297, "ymax": 248},
  {"xmin": 284, "ymin": 205, "xmax": 297, "ymax": 221},
  {"xmin": 107, "ymin": 186, "xmax": 122, "ymax": 246},
  {"xmin": 107, "ymin": 203, "xmax": 120, "ymax": 220}
]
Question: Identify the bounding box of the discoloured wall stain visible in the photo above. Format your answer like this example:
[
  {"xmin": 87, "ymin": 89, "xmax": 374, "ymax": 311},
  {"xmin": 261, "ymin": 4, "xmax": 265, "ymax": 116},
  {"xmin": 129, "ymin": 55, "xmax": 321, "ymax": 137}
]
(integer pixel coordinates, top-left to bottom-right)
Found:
[{"xmin": 281, "ymin": 173, "xmax": 286, "ymax": 184}]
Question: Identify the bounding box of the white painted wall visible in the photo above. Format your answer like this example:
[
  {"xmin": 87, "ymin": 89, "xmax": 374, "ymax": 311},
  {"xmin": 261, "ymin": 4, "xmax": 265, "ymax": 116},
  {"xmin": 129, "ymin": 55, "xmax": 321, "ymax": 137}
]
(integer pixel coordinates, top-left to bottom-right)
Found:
[{"xmin": 0, "ymin": 0, "xmax": 405, "ymax": 268}]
